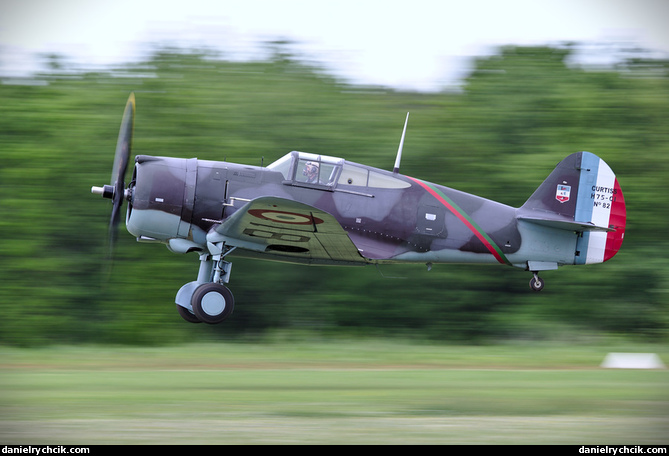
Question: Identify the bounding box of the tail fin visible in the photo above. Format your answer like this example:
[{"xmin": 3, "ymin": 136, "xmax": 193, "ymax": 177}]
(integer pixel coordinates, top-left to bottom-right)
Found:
[{"xmin": 518, "ymin": 151, "xmax": 626, "ymax": 264}]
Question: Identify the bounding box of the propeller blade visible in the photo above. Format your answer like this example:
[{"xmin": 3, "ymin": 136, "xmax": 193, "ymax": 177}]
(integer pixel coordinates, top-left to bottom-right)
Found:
[
  {"xmin": 106, "ymin": 93, "xmax": 135, "ymax": 254},
  {"xmin": 111, "ymin": 93, "xmax": 135, "ymax": 189}
]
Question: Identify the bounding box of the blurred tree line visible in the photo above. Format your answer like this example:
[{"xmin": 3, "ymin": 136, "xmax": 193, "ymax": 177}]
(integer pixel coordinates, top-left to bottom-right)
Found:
[{"xmin": 1, "ymin": 43, "xmax": 668, "ymax": 346}]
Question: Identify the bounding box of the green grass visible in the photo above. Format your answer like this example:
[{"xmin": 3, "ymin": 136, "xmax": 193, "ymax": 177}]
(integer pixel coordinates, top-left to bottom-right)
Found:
[{"xmin": 1, "ymin": 341, "xmax": 668, "ymax": 444}]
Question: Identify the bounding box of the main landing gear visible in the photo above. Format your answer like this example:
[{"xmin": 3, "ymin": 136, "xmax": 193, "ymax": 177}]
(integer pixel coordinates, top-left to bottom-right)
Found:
[
  {"xmin": 190, "ymin": 282, "xmax": 235, "ymax": 324},
  {"xmin": 529, "ymin": 272, "xmax": 545, "ymax": 292},
  {"xmin": 175, "ymin": 244, "xmax": 236, "ymax": 324}
]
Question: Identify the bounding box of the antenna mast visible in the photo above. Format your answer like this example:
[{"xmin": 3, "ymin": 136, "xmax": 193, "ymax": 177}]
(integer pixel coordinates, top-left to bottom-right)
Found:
[{"xmin": 393, "ymin": 112, "xmax": 409, "ymax": 174}]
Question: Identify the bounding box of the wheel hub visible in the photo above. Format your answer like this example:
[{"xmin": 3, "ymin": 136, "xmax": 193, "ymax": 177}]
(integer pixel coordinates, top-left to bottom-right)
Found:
[{"xmin": 201, "ymin": 291, "xmax": 227, "ymax": 316}]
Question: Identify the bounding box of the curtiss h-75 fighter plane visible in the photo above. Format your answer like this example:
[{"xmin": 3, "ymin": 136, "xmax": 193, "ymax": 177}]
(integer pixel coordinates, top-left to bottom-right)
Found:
[{"xmin": 92, "ymin": 94, "xmax": 626, "ymax": 324}]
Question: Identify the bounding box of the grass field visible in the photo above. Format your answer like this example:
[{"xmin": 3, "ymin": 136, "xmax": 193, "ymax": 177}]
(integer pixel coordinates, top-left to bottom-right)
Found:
[{"xmin": 1, "ymin": 340, "xmax": 667, "ymax": 444}]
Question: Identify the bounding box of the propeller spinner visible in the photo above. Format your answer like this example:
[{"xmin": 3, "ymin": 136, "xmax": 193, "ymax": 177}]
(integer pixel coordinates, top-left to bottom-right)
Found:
[{"xmin": 91, "ymin": 93, "xmax": 135, "ymax": 250}]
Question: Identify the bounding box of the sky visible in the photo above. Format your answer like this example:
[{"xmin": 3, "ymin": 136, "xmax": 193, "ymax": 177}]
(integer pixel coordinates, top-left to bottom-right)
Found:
[{"xmin": 1, "ymin": 0, "xmax": 668, "ymax": 91}]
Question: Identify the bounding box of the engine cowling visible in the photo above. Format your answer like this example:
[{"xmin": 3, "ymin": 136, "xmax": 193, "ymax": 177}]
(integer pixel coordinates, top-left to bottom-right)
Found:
[{"xmin": 126, "ymin": 155, "xmax": 196, "ymax": 244}]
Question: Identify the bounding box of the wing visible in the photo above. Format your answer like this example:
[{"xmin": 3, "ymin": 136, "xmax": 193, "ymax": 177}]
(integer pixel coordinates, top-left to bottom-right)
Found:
[{"xmin": 207, "ymin": 196, "xmax": 367, "ymax": 265}]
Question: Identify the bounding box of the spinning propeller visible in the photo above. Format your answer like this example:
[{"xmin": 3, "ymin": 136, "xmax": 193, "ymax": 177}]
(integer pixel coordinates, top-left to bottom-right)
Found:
[{"xmin": 91, "ymin": 93, "xmax": 135, "ymax": 253}]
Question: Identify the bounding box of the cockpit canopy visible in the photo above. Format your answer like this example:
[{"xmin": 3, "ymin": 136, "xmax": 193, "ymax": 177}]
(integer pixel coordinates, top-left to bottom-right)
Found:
[{"xmin": 267, "ymin": 151, "xmax": 410, "ymax": 190}]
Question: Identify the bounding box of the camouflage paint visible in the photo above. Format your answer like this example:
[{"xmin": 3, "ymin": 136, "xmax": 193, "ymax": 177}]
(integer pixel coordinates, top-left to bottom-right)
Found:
[
  {"xmin": 125, "ymin": 150, "xmax": 624, "ymax": 272},
  {"xmin": 406, "ymin": 176, "xmax": 511, "ymax": 265}
]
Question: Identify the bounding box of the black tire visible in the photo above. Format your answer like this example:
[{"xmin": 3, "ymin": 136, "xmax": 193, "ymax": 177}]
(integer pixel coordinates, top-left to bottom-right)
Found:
[
  {"xmin": 191, "ymin": 283, "xmax": 235, "ymax": 324},
  {"xmin": 529, "ymin": 276, "xmax": 545, "ymax": 292},
  {"xmin": 176, "ymin": 304, "xmax": 201, "ymax": 324}
]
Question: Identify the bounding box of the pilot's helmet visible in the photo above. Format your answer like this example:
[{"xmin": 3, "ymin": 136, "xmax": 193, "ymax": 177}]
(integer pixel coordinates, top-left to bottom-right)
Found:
[{"xmin": 303, "ymin": 161, "xmax": 319, "ymax": 176}]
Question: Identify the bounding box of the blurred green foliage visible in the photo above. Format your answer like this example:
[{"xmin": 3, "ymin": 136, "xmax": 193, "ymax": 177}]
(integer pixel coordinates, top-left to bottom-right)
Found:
[{"xmin": 1, "ymin": 44, "xmax": 668, "ymax": 346}]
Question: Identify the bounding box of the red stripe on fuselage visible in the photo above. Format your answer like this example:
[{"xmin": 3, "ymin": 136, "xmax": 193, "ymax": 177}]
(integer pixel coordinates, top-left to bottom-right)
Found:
[{"xmin": 407, "ymin": 177, "xmax": 508, "ymax": 265}]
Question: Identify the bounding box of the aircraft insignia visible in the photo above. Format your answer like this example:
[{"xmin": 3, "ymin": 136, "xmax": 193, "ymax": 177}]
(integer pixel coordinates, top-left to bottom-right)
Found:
[{"xmin": 556, "ymin": 184, "xmax": 571, "ymax": 203}]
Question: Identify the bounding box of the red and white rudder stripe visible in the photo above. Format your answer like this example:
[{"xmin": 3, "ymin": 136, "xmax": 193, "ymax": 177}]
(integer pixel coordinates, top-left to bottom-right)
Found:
[{"xmin": 574, "ymin": 152, "xmax": 626, "ymax": 264}]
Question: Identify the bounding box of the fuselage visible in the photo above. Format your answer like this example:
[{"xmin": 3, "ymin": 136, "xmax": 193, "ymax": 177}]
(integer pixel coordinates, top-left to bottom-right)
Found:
[{"xmin": 125, "ymin": 151, "xmax": 577, "ymax": 269}]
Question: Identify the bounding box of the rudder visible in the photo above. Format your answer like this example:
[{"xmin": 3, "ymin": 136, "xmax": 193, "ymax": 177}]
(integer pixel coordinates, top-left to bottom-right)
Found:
[{"xmin": 573, "ymin": 152, "xmax": 626, "ymax": 264}]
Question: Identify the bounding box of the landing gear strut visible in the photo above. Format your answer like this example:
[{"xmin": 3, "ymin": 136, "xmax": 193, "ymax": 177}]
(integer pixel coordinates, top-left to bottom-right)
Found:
[
  {"xmin": 175, "ymin": 244, "xmax": 237, "ymax": 324},
  {"xmin": 529, "ymin": 272, "xmax": 545, "ymax": 292}
]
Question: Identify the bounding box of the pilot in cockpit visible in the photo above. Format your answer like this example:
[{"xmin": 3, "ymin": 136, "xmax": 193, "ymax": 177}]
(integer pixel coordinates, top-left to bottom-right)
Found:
[{"xmin": 303, "ymin": 161, "xmax": 320, "ymax": 183}]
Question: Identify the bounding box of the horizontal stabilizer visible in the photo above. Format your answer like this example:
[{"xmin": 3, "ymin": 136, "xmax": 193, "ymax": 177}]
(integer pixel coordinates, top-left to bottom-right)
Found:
[{"xmin": 518, "ymin": 216, "xmax": 614, "ymax": 232}]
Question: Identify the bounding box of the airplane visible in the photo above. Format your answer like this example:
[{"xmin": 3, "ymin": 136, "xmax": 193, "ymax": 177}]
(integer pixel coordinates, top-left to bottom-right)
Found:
[{"xmin": 92, "ymin": 94, "xmax": 627, "ymax": 324}]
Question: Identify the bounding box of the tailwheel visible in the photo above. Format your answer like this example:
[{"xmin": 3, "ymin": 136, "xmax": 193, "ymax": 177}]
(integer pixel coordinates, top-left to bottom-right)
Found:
[
  {"xmin": 176, "ymin": 304, "xmax": 201, "ymax": 324},
  {"xmin": 191, "ymin": 283, "xmax": 235, "ymax": 324},
  {"xmin": 529, "ymin": 273, "xmax": 545, "ymax": 292}
]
